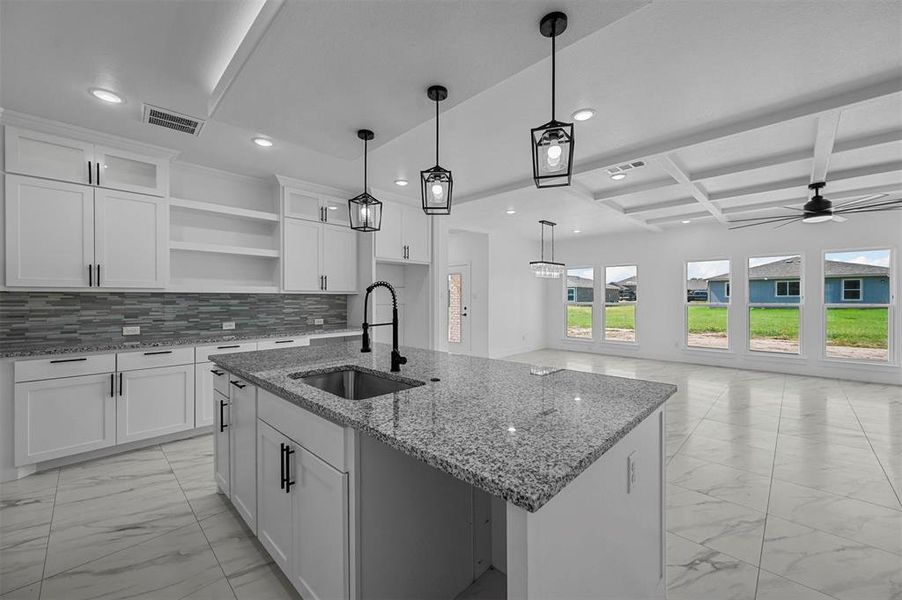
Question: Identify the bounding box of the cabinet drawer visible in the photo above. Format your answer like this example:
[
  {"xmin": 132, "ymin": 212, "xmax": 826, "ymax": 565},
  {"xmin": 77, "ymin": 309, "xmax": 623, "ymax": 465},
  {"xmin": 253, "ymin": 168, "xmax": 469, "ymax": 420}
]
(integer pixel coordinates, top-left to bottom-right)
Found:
[
  {"xmin": 258, "ymin": 388, "xmax": 348, "ymax": 471},
  {"xmin": 256, "ymin": 337, "xmax": 311, "ymax": 350},
  {"xmin": 196, "ymin": 341, "xmax": 258, "ymax": 362},
  {"xmin": 15, "ymin": 353, "xmax": 116, "ymax": 383},
  {"xmin": 212, "ymin": 367, "xmax": 231, "ymax": 398},
  {"xmin": 117, "ymin": 347, "xmax": 194, "ymax": 371}
]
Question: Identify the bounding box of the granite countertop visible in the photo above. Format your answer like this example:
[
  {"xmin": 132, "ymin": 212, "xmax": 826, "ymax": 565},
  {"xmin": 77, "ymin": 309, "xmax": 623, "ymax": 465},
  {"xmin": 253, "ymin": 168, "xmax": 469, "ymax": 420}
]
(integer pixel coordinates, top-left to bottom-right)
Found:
[
  {"xmin": 212, "ymin": 342, "xmax": 677, "ymax": 512},
  {"xmin": 0, "ymin": 328, "xmax": 362, "ymax": 359}
]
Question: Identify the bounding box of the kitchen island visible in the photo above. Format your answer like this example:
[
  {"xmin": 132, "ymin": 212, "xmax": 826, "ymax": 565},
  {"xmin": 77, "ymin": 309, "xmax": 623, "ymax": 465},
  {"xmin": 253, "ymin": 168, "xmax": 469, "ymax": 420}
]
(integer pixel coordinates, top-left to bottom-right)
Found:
[{"xmin": 212, "ymin": 342, "xmax": 676, "ymax": 600}]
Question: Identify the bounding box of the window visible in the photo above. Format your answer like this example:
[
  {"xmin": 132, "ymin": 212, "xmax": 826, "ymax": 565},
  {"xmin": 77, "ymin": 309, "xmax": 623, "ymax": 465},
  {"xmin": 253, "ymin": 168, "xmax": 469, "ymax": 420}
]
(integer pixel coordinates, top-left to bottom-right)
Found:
[
  {"xmin": 604, "ymin": 265, "xmax": 637, "ymax": 343},
  {"xmin": 749, "ymin": 255, "xmax": 802, "ymax": 354},
  {"xmin": 566, "ymin": 267, "xmax": 594, "ymax": 339},
  {"xmin": 775, "ymin": 280, "xmax": 801, "ymax": 297},
  {"xmin": 842, "ymin": 279, "xmax": 862, "ymax": 301},
  {"xmin": 824, "ymin": 250, "xmax": 891, "ymax": 362},
  {"xmin": 686, "ymin": 260, "xmax": 730, "ymax": 349}
]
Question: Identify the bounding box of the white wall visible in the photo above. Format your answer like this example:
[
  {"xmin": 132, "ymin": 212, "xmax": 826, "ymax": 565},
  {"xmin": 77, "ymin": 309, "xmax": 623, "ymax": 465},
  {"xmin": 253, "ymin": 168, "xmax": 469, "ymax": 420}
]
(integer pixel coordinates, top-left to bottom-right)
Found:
[
  {"xmin": 545, "ymin": 211, "xmax": 902, "ymax": 385},
  {"xmin": 449, "ymin": 230, "xmax": 490, "ymax": 357}
]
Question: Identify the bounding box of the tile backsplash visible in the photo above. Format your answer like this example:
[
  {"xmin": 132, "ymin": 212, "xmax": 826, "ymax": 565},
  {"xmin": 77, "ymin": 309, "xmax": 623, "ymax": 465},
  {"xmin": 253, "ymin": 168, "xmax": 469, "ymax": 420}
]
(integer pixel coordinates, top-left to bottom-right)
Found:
[{"xmin": 0, "ymin": 292, "xmax": 347, "ymax": 348}]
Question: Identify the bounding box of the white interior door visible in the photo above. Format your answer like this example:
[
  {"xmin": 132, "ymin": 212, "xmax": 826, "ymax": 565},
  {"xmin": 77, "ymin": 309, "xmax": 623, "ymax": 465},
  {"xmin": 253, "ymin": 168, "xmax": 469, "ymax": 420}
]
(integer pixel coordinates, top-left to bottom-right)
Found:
[
  {"xmin": 94, "ymin": 188, "xmax": 168, "ymax": 288},
  {"xmin": 447, "ymin": 264, "xmax": 471, "ymax": 354}
]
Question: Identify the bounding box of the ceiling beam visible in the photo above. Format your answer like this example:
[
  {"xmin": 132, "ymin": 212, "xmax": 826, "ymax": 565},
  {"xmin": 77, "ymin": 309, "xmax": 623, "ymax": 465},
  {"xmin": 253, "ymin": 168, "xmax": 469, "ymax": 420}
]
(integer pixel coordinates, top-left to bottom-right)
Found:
[
  {"xmin": 811, "ymin": 112, "xmax": 841, "ymax": 183},
  {"xmin": 456, "ymin": 77, "xmax": 902, "ymax": 205},
  {"xmin": 562, "ymin": 181, "xmax": 662, "ymax": 232},
  {"xmin": 646, "ymin": 210, "xmax": 712, "ymax": 225},
  {"xmin": 720, "ymin": 183, "xmax": 902, "ymax": 215},
  {"xmin": 657, "ymin": 155, "xmax": 727, "ymax": 224},
  {"xmin": 621, "ymin": 196, "xmax": 696, "ymax": 215},
  {"xmin": 592, "ymin": 177, "xmax": 678, "ymax": 202}
]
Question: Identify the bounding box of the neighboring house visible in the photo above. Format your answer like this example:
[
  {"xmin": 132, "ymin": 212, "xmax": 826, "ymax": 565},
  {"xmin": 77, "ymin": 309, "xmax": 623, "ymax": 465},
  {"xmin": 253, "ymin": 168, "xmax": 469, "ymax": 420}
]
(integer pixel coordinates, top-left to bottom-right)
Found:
[
  {"xmin": 705, "ymin": 257, "xmax": 890, "ymax": 304},
  {"xmin": 566, "ymin": 275, "xmax": 595, "ymax": 303},
  {"xmin": 614, "ymin": 276, "xmax": 637, "ymax": 301},
  {"xmin": 605, "ymin": 283, "xmax": 622, "ymax": 303},
  {"xmin": 686, "ymin": 277, "xmax": 708, "ymax": 301}
]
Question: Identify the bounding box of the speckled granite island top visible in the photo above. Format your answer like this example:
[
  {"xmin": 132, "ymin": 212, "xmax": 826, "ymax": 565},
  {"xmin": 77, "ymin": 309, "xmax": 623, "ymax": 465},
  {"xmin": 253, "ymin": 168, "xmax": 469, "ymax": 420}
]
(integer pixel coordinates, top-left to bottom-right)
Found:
[{"xmin": 212, "ymin": 342, "xmax": 677, "ymax": 512}]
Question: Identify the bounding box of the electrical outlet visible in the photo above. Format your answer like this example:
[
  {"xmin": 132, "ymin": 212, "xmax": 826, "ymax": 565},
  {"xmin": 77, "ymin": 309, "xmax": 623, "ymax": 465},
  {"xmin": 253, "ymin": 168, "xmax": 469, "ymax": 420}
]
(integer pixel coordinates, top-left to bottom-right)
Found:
[
  {"xmin": 627, "ymin": 451, "xmax": 637, "ymax": 494},
  {"xmin": 122, "ymin": 326, "xmax": 140, "ymax": 336},
  {"xmin": 314, "ymin": 318, "xmax": 324, "ymax": 326},
  {"xmin": 222, "ymin": 322, "xmax": 236, "ymax": 330}
]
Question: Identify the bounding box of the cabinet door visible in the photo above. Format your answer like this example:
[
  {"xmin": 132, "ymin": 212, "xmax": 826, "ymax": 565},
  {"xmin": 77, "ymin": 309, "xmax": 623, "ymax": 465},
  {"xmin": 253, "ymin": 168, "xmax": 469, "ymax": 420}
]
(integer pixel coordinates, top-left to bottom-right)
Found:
[
  {"xmin": 229, "ymin": 378, "xmax": 257, "ymax": 532},
  {"xmin": 283, "ymin": 188, "xmax": 323, "ymax": 222},
  {"xmin": 321, "ymin": 196, "xmax": 351, "ymax": 228},
  {"xmin": 374, "ymin": 201, "xmax": 403, "ymax": 261},
  {"xmin": 195, "ymin": 362, "xmax": 216, "ymax": 428},
  {"xmin": 94, "ymin": 188, "xmax": 168, "ymax": 288},
  {"xmin": 404, "ymin": 206, "xmax": 430, "ymax": 263},
  {"xmin": 292, "ymin": 446, "xmax": 350, "ymax": 600},
  {"xmin": 5, "ymin": 175, "xmax": 94, "ymax": 287},
  {"xmin": 5, "ymin": 127, "xmax": 94, "ymax": 184},
  {"xmin": 283, "ymin": 218, "xmax": 322, "ymax": 292},
  {"xmin": 117, "ymin": 365, "xmax": 193, "ymax": 444},
  {"xmin": 214, "ymin": 389, "xmax": 231, "ymax": 495},
  {"xmin": 93, "ymin": 145, "xmax": 169, "ymax": 197},
  {"xmin": 14, "ymin": 373, "xmax": 116, "ymax": 466},
  {"xmin": 257, "ymin": 421, "xmax": 293, "ymax": 576},
  {"xmin": 321, "ymin": 225, "xmax": 357, "ymax": 293}
]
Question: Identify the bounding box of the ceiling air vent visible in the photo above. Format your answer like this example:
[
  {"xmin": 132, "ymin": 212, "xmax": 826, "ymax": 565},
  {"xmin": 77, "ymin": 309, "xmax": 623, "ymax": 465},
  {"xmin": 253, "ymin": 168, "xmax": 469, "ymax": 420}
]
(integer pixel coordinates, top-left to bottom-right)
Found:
[
  {"xmin": 142, "ymin": 104, "xmax": 205, "ymax": 136},
  {"xmin": 607, "ymin": 160, "xmax": 646, "ymax": 176}
]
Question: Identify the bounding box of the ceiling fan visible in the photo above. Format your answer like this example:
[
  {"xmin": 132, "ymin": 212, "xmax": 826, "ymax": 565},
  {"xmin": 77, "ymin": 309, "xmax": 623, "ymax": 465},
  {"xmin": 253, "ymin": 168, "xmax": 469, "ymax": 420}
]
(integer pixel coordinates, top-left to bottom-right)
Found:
[{"xmin": 727, "ymin": 182, "xmax": 902, "ymax": 230}]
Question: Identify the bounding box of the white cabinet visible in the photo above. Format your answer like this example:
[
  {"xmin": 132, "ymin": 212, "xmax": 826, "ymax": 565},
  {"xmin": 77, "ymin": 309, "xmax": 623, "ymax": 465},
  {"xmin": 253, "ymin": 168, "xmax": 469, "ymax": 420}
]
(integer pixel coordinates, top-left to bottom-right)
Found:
[
  {"xmin": 4, "ymin": 126, "xmax": 169, "ymax": 197},
  {"xmin": 94, "ymin": 188, "xmax": 168, "ymax": 287},
  {"xmin": 282, "ymin": 186, "xmax": 350, "ymax": 228},
  {"xmin": 195, "ymin": 363, "xmax": 219, "ymax": 428},
  {"xmin": 14, "ymin": 372, "xmax": 116, "ymax": 465},
  {"xmin": 256, "ymin": 420, "xmax": 350, "ymax": 600},
  {"xmin": 321, "ymin": 196, "xmax": 351, "ymax": 228},
  {"xmin": 116, "ymin": 364, "xmax": 194, "ymax": 443},
  {"xmin": 5, "ymin": 175, "xmax": 95, "ymax": 287},
  {"xmin": 283, "ymin": 218, "xmax": 357, "ymax": 293},
  {"xmin": 229, "ymin": 377, "xmax": 257, "ymax": 533},
  {"xmin": 5, "ymin": 174, "xmax": 168, "ymax": 289},
  {"xmin": 214, "ymin": 388, "xmax": 231, "ymax": 495},
  {"xmin": 375, "ymin": 202, "xmax": 430, "ymax": 264}
]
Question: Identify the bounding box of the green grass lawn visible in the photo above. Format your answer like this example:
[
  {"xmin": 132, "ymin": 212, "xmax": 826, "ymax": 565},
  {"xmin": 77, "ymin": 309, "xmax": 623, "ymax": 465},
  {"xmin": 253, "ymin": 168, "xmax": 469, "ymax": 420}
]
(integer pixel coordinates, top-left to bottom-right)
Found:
[
  {"xmin": 604, "ymin": 304, "xmax": 636, "ymax": 330},
  {"xmin": 687, "ymin": 305, "xmax": 728, "ymax": 334},
  {"xmin": 567, "ymin": 305, "xmax": 592, "ymax": 328},
  {"xmin": 826, "ymin": 307, "xmax": 888, "ymax": 348},
  {"xmin": 748, "ymin": 307, "xmax": 799, "ymax": 341}
]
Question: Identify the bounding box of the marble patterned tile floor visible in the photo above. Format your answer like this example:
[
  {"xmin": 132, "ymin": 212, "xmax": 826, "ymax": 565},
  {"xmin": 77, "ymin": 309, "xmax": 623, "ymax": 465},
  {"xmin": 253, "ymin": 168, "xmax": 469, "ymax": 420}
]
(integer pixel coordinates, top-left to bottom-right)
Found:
[{"xmin": 1, "ymin": 349, "xmax": 900, "ymax": 599}]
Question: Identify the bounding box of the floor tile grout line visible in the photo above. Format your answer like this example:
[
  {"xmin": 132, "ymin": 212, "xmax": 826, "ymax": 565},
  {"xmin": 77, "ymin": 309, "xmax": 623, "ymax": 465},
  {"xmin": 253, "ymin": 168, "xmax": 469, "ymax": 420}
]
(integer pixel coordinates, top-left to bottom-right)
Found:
[
  {"xmin": 753, "ymin": 376, "xmax": 786, "ymax": 600},
  {"xmin": 665, "ymin": 384, "xmax": 728, "ymax": 467},
  {"xmin": 837, "ymin": 380, "xmax": 902, "ymax": 510},
  {"xmin": 160, "ymin": 441, "xmax": 240, "ymax": 600},
  {"xmin": 34, "ymin": 468, "xmax": 60, "ymax": 600}
]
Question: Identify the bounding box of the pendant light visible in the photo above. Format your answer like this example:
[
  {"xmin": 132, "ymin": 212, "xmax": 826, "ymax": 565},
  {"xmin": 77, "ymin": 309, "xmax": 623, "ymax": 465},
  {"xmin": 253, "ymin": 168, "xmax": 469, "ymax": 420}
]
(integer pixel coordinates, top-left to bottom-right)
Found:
[
  {"xmin": 531, "ymin": 12, "xmax": 574, "ymax": 189},
  {"xmin": 348, "ymin": 129, "xmax": 383, "ymax": 232},
  {"xmin": 529, "ymin": 220, "xmax": 565, "ymax": 278},
  {"xmin": 421, "ymin": 85, "xmax": 453, "ymax": 215}
]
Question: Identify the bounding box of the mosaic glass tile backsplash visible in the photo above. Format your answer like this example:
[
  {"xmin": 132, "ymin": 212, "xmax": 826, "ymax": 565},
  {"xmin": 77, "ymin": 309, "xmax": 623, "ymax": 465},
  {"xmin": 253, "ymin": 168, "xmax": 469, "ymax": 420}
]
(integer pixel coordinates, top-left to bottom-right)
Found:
[{"xmin": 0, "ymin": 292, "xmax": 348, "ymax": 349}]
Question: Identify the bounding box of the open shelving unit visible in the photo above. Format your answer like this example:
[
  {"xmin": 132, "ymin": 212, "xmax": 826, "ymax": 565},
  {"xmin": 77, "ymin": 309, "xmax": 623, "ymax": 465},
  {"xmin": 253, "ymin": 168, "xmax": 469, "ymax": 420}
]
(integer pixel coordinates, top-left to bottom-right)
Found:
[{"xmin": 169, "ymin": 197, "xmax": 279, "ymax": 222}]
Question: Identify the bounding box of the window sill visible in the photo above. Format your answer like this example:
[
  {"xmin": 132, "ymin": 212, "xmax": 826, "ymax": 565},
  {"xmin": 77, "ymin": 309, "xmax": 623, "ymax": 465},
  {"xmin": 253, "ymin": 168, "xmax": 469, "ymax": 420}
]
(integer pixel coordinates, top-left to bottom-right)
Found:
[{"xmin": 819, "ymin": 356, "xmax": 898, "ymax": 369}]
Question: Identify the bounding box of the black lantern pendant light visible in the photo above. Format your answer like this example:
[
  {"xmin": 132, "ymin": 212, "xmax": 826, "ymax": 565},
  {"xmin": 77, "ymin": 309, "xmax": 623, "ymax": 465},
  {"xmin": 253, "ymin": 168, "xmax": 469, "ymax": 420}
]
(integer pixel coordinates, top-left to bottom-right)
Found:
[
  {"xmin": 421, "ymin": 85, "xmax": 453, "ymax": 215},
  {"xmin": 531, "ymin": 12, "xmax": 574, "ymax": 189},
  {"xmin": 348, "ymin": 129, "xmax": 383, "ymax": 232},
  {"xmin": 530, "ymin": 220, "xmax": 565, "ymax": 278}
]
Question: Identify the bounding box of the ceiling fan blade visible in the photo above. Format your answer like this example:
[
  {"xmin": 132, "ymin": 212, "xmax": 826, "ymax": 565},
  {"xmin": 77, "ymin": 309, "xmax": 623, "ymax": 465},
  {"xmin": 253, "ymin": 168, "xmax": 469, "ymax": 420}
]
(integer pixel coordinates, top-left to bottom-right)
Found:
[
  {"xmin": 836, "ymin": 205, "xmax": 902, "ymax": 216},
  {"xmin": 834, "ymin": 198, "xmax": 902, "ymax": 213},
  {"xmin": 729, "ymin": 216, "xmax": 802, "ymax": 230},
  {"xmin": 835, "ymin": 193, "xmax": 888, "ymax": 209},
  {"xmin": 725, "ymin": 213, "xmax": 800, "ymax": 223},
  {"xmin": 774, "ymin": 218, "xmax": 798, "ymax": 229},
  {"xmin": 782, "ymin": 206, "xmax": 806, "ymax": 212},
  {"xmin": 832, "ymin": 215, "xmax": 847, "ymax": 223}
]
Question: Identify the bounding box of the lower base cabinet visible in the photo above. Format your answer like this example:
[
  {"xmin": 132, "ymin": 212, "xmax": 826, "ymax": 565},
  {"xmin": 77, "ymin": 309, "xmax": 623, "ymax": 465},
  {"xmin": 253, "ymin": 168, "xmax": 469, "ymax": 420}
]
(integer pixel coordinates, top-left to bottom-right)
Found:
[
  {"xmin": 229, "ymin": 377, "xmax": 257, "ymax": 533},
  {"xmin": 117, "ymin": 364, "xmax": 194, "ymax": 444},
  {"xmin": 257, "ymin": 420, "xmax": 350, "ymax": 600}
]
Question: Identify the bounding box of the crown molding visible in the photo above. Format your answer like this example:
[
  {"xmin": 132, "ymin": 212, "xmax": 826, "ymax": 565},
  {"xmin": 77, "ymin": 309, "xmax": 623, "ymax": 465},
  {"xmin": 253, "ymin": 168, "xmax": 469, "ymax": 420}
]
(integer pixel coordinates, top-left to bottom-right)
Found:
[{"xmin": 274, "ymin": 174, "xmax": 354, "ymax": 199}]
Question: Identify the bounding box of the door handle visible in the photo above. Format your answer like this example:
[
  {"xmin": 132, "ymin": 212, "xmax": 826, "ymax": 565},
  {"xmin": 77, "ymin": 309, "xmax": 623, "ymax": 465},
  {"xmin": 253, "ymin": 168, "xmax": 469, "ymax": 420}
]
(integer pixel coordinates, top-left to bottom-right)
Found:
[
  {"xmin": 118, "ymin": 372, "xmax": 123, "ymax": 396},
  {"xmin": 274, "ymin": 340, "xmax": 294, "ymax": 344},
  {"xmin": 96, "ymin": 264, "xmax": 101, "ymax": 287},
  {"xmin": 88, "ymin": 161, "xmax": 93, "ymax": 185},
  {"xmin": 324, "ymin": 275, "xmax": 328, "ymax": 291},
  {"xmin": 143, "ymin": 350, "xmax": 172, "ymax": 356},
  {"xmin": 210, "ymin": 369, "xmax": 224, "ymax": 376},
  {"xmin": 284, "ymin": 445, "xmax": 295, "ymax": 493},
  {"xmin": 230, "ymin": 380, "xmax": 246, "ymax": 389},
  {"xmin": 110, "ymin": 373, "xmax": 115, "ymax": 397},
  {"xmin": 88, "ymin": 264, "xmax": 93, "ymax": 287},
  {"xmin": 217, "ymin": 345, "xmax": 239, "ymax": 349},
  {"xmin": 219, "ymin": 399, "xmax": 228, "ymax": 432},
  {"xmin": 96, "ymin": 162, "xmax": 101, "ymax": 186},
  {"xmin": 279, "ymin": 442, "xmax": 286, "ymax": 490},
  {"xmin": 50, "ymin": 357, "xmax": 87, "ymax": 364}
]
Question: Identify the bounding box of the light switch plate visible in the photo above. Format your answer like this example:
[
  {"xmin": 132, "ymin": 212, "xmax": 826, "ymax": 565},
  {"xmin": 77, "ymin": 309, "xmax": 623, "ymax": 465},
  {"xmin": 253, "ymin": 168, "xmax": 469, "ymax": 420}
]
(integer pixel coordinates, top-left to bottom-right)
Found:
[
  {"xmin": 222, "ymin": 322, "xmax": 236, "ymax": 330},
  {"xmin": 123, "ymin": 326, "xmax": 140, "ymax": 336},
  {"xmin": 314, "ymin": 318, "xmax": 324, "ymax": 325}
]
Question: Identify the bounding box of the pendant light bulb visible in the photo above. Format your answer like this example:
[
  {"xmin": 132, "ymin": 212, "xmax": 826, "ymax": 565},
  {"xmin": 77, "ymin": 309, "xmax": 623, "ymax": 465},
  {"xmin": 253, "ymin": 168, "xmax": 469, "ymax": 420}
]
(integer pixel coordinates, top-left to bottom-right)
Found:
[{"xmin": 431, "ymin": 183, "xmax": 444, "ymax": 199}]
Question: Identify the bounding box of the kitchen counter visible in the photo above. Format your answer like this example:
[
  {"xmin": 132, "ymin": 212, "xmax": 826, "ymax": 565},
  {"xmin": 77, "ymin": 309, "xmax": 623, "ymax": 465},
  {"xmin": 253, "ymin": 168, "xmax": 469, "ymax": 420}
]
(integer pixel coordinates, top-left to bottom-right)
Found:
[
  {"xmin": 212, "ymin": 341, "xmax": 676, "ymax": 512},
  {"xmin": 0, "ymin": 328, "xmax": 362, "ymax": 359}
]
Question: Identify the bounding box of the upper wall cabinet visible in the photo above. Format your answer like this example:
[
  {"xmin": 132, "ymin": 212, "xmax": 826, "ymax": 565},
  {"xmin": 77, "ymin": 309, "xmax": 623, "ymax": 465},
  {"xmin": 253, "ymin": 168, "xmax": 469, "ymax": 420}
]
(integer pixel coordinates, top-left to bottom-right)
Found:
[
  {"xmin": 375, "ymin": 201, "xmax": 430, "ymax": 264},
  {"xmin": 283, "ymin": 186, "xmax": 351, "ymax": 228},
  {"xmin": 283, "ymin": 218, "xmax": 357, "ymax": 293},
  {"xmin": 5, "ymin": 126, "xmax": 169, "ymax": 197}
]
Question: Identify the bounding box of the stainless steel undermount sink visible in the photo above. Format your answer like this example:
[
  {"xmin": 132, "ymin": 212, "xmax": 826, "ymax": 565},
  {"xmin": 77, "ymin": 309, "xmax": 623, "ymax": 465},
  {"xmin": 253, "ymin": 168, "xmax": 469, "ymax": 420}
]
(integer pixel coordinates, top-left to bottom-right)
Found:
[{"xmin": 293, "ymin": 367, "xmax": 424, "ymax": 400}]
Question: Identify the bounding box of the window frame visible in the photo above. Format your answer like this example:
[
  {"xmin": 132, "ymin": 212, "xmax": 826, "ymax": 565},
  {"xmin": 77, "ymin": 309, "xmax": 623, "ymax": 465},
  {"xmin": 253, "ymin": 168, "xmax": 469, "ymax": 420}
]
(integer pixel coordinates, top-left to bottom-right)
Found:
[
  {"xmin": 747, "ymin": 255, "xmax": 804, "ymax": 356},
  {"xmin": 602, "ymin": 264, "xmax": 639, "ymax": 345},
  {"xmin": 563, "ymin": 266, "xmax": 597, "ymax": 341},
  {"xmin": 684, "ymin": 258, "xmax": 732, "ymax": 352},
  {"xmin": 775, "ymin": 280, "xmax": 801, "ymax": 297},
  {"xmin": 566, "ymin": 288, "xmax": 576, "ymax": 302},
  {"xmin": 841, "ymin": 278, "xmax": 863, "ymax": 302}
]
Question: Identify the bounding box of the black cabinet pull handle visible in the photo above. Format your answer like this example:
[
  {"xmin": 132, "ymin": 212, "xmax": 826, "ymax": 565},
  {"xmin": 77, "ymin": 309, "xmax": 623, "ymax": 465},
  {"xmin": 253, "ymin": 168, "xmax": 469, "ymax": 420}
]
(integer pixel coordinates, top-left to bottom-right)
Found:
[
  {"xmin": 217, "ymin": 345, "xmax": 239, "ymax": 349},
  {"xmin": 88, "ymin": 160, "xmax": 93, "ymax": 185},
  {"xmin": 284, "ymin": 446, "xmax": 295, "ymax": 493},
  {"xmin": 210, "ymin": 369, "xmax": 224, "ymax": 376},
  {"xmin": 219, "ymin": 399, "xmax": 228, "ymax": 431},
  {"xmin": 96, "ymin": 162, "xmax": 101, "ymax": 186},
  {"xmin": 143, "ymin": 350, "xmax": 172, "ymax": 356},
  {"xmin": 324, "ymin": 275, "xmax": 328, "ymax": 291},
  {"xmin": 50, "ymin": 357, "xmax": 87, "ymax": 364},
  {"xmin": 230, "ymin": 380, "xmax": 246, "ymax": 389},
  {"xmin": 88, "ymin": 264, "xmax": 93, "ymax": 287},
  {"xmin": 279, "ymin": 442, "xmax": 286, "ymax": 490},
  {"xmin": 110, "ymin": 373, "xmax": 115, "ymax": 397},
  {"xmin": 118, "ymin": 372, "xmax": 123, "ymax": 396},
  {"xmin": 274, "ymin": 340, "xmax": 293, "ymax": 344},
  {"xmin": 96, "ymin": 264, "xmax": 101, "ymax": 287}
]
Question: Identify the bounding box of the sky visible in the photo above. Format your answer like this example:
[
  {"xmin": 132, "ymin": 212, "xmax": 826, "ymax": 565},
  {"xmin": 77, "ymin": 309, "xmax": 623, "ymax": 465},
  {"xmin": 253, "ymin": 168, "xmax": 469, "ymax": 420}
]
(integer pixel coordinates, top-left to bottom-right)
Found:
[
  {"xmin": 605, "ymin": 265, "xmax": 637, "ymax": 284},
  {"xmin": 825, "ymin": 250, "xmax": 891, "ymax": 267},
  {"xmin": 749, "ymin": 255, "xmax": 799, "ymax": 268},
  {"xmin": 687, "ymin": 260, "xmax": 729, "ymax": 280},
  {"xmin": 567, "ymin": 267, "xmax": 594, "ymax": 280}
]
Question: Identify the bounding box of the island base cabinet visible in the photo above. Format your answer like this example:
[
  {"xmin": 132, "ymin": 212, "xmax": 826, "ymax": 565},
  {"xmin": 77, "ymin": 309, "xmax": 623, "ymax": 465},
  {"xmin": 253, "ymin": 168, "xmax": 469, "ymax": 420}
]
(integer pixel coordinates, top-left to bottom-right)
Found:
[
  {"xmin": 256, "ymin": 420, "xmax": 350, "ymax": 600},
  {"xmin": 228, "ymin": 378, "xmax": 257, "ymax": 533},
  {"xmin": 213, "ymin": 389, "xmax": 230, "ymax": 495},
  {"xmin": 117, "ymin": 365, "xmax": 194, "ymax": 444},
  {"xmin": 14, "ymin": 373, "xmax": 116, "ymax": 466}
]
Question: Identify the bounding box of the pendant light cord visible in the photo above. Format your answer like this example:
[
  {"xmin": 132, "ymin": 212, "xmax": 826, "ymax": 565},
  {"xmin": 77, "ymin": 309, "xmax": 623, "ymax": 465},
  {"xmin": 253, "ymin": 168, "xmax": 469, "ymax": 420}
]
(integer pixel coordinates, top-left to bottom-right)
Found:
[
  {"xmin": 551, "ymin": 222, "xmax": 555, "ymax": 262},
  {"xmin": 551, "ymin": 20, "xmax": 556, "ymax": 120},
  {"xmin": 435, "ymin": 98, "xmax": 440, "ymax": 166},
  {"xmin": 540, "ymin": 223, "xmax": 545, "ymax": 261},
  {"xmin": 363, "ymin": 138, "xmax": 368, "ymax": 192}
]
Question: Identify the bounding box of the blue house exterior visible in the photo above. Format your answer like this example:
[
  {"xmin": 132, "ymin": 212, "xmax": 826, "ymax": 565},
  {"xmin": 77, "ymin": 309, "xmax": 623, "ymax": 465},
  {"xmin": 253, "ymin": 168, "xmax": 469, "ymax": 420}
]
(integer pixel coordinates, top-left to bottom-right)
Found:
[{"xmin": 706, "ymin": 257, "xmax": 890, "ymax": 305}]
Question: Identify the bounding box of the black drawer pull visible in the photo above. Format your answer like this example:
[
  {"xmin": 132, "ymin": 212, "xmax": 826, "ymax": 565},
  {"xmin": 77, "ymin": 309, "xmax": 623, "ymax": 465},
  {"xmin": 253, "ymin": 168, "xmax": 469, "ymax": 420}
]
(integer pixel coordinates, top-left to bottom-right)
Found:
[
  {"xmin": 284, "ymin": 445, "xmax": 295, "ymax": 493},
  {"xmin": 219, "ymin": 399, "xmax": 228, "ymax": 431},
  {"xmin": 210, "ymin": 369, "xmax": 224, "ymax": 376},
  {"xmin": 88, "ymin": 264, "xmax": 93, "ymax": 287},
  {"xmin": 143, "ymin": 350, "xmax": 172, "ymax": 356},
  {"xmin": 217, "ymin": 345, "xmax": 240, "ymax": 349},
  {"xmin": 274, "ymin": 340, "xmax": 294, "ymax": 344},
  {"xmin": 88, "ymin": 160, "xmax": 93, "ymax": 185},
  {"xmin": 230, "ymin": 380, "xmax": 246, "ymax": 389},
  {"xmin": 110, "ymin": 373, "xmax": 115, "ymax": 397},
  {"xmin": 118, "ymin": 372, "xmax": 123, "ymax": 396},
  {"xmin": 279, "ymin": 442, "xmax": 286, "ymax": 490},
  {"xmin": 50, "ymin": 357, "xmax": 88, "ymax": 364}
]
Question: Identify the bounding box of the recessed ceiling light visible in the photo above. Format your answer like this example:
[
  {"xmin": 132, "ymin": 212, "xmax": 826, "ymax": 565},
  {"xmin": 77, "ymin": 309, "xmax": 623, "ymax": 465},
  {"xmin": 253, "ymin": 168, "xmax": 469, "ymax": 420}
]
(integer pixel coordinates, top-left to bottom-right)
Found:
[
  {"xmin": 327, "ymin": 206, "xmax": 339, "ymax": 210},
  {"xmin": 610, "ymin": 173, "xmax": 627, "ymax": 181},
  {"xmin": 394, "ymin": 179, "xmax": 409, "ymax": 187},
  {"xmin": 90, "ymin": 88, "xmax": 123, "ymax": 104},
  {"xmin": 681, "ymin": 219, "xmax": 691, "ymax": 224},
  {"xmin": 507, "ymin": 426, "xmax": 517, "ymax": 433},
  {"xmin": 572, "ymin": 108, "xmax": 595, "ymax": 121},
  {"xmin": 252, "ymin": 137, "xmax": 273, "ymax": 147},
  {"xmin": 505, "ymin": 209, "xmax": 517, "ymax": 215},
  {"xmin": 573, "ymin": 229, "xmax": 581, "ymax": 234}
]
